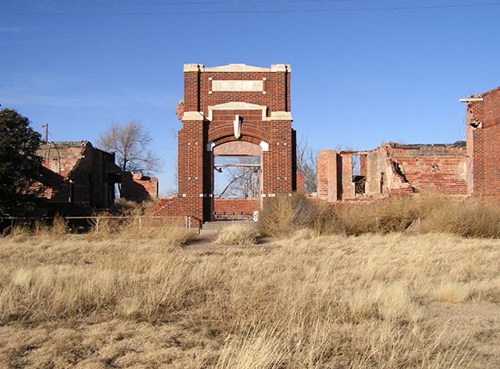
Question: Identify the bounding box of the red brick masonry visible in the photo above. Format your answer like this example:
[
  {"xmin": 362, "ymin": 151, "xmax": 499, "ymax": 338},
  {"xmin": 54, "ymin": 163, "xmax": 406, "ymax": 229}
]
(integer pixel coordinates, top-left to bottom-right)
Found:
[
  {"xmin": 465, "ymin": 87, "xmax": 500, "ymax": 201},
  {"xmin": 154, "ymin": 64, "xmax": 297, "ymax": 222}
]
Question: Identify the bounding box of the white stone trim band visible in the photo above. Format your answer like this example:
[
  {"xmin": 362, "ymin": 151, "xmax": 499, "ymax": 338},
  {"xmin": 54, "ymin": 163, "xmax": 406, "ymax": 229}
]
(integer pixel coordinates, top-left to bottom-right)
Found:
[{"xmin": 184, "ymin": 63, "xmax": 291, "ymax": 73}]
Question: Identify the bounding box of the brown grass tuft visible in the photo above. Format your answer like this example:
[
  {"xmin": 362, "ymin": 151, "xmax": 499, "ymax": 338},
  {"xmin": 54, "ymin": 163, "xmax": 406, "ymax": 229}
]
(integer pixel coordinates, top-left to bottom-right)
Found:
[
  {"xmin": 258, "ymin": 193, "xmax": 317, "ymax": 237},
  {"xmin": 214, "ymin": 223, "xmax": 260, "ymax": 245},
  {"xmin": 430, "ymin": 281, "xmax": 473, "ymax": 303}
]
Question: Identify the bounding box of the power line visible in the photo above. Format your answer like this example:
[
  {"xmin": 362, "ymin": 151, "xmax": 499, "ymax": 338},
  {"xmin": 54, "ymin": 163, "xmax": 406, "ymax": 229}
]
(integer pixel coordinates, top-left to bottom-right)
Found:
[
  {"xmin": 2, "ymin": 1, "xmax": 499, "ymax": 15},
  {"xmin": 0, "ymin": 0, "xmax": 377, "ymax": 3}
]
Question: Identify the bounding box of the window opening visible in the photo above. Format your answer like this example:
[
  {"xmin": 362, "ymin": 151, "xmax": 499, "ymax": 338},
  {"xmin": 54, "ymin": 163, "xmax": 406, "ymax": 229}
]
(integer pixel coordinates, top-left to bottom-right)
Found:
[{"xmin": 352, "ymin": 154, "xmax": 366, "ymax": 195}]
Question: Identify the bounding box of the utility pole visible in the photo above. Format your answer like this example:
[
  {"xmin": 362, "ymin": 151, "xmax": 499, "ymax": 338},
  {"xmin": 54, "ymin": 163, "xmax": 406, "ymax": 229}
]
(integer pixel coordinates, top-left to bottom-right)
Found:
[{"xmin": 42, "ymin": 123, "xmax": 48, "ymax": 144}]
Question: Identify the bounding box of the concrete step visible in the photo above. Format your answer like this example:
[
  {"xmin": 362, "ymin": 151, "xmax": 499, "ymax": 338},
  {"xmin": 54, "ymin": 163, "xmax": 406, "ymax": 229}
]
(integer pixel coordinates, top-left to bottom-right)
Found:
[{"xmin": 200, "ymin": 220, "xmax": 258, "ymax": 235}]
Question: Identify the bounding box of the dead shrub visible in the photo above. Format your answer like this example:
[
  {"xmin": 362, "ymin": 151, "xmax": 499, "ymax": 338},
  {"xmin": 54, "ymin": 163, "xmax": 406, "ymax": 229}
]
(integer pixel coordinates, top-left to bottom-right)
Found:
[
  {"xmin": 111, "ymin": 198, "xmax": 156, "ymax": 216},
  {"xmin": 8, "ymin": 224, "xmax": 31, "ymax": 242},
  {"xmin": 149, "ymin": 224, "xmax": 196, "ymax": 246},
  {"xmin": 258, "ymin": 194, "xmax": 317, "ymax": 237},
  {"xmin": 371, "ymin": 196, "xmax": 421, "ymax": 233},
  {"xmin": 87, "ymin": 216, "xmax": 125, "ymax": 239},
  {"xmin": 420, "ymin": 199, "xmax": 500, "ymax": 238},
  {"xmin": 314, "ymin": 203, "xmax": 344, "ymax": 235},
  {"xmin": 51, "ymin": 215, "xmax": 69, "ymax": 237},
  {"xmin": 214, "ymin": 223, "xmax": 260, "ymax": 245},
  {"xmin": 85, "ymin": 215, "xmax": 195, "ymax": 245},
  {"xmin": 314, "ymin": 197, "xmax": 420, "ymax": 236}
]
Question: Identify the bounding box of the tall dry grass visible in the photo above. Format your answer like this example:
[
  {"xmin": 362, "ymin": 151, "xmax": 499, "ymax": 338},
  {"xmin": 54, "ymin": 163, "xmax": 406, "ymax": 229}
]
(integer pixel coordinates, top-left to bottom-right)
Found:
[
  {"xmin": 261, "ymin": 194, "xmax": 500, "ymax": 238},
  {"xmin": 8, "ymin": 214, "xmax": 196, "ymax": 246},
  {"xmin": 0, "ymin": 230, "xmax": 498, "ymax": 368}
]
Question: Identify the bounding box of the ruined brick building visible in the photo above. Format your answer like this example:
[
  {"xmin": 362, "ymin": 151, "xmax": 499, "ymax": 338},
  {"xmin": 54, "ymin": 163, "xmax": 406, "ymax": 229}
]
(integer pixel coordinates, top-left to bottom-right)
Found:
[
  {"xmin": 154, "ymin": 66, "xmax": 497, "ymax": 223},
  {"xmin": 38, "ymin": 141, "xmax": 121, "ymax": 213},
  {"xmin": 38, "ymin": 141, "xmax": 159, "ymax": 215},
  {"xmin": 318, "ymin": 142, "xmax": 468, "ymax": 201},
  {"xmin": 318, "ymin": 86, "xmax": 499, "ymax": 202},
  {"xmin": 38, "ymin": 78, "xmax": 495, "ymax": 221},
  {"xmin": 153, "ymin": 63, "xmax": 297, "ymax": 222}
]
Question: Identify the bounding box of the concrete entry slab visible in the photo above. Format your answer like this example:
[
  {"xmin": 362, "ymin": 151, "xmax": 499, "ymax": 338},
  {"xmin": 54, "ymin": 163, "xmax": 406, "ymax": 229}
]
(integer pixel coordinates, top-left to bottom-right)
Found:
[{"xmin": 200, "ymin": 220, "xmax": 258, "ymax": 236}]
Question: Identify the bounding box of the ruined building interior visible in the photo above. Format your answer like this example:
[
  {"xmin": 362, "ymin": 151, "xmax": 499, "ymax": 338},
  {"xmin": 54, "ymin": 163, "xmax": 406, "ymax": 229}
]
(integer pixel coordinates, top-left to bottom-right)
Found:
[{"xmin": 317, "ymin": 142, "xmax": 468, "ymax": 201}]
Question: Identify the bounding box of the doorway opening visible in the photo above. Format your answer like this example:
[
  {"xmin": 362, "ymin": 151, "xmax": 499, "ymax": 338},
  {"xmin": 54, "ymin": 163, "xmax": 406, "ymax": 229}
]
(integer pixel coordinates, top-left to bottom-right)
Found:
[
  {"xmin": 212, "ymin": 141, "xmax": 263, "ymax": 220},
  {"xmin": 214, "ymin": 156, "xmax": 261, "ymax": 199}
]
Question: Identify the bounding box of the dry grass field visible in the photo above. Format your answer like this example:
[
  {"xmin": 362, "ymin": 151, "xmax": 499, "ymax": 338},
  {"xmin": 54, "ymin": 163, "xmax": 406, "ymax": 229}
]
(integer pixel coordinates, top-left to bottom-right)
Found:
[{"xmin": 0, "ymin": 215, "xmax": 499, "ymax": 369}]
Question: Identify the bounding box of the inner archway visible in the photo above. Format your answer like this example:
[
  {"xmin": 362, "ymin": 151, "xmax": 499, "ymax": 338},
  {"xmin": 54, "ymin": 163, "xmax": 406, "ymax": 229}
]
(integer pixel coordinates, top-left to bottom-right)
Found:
[{"xmin": 212, "ymin": 141, "xmax": 263, "ymax": 220}]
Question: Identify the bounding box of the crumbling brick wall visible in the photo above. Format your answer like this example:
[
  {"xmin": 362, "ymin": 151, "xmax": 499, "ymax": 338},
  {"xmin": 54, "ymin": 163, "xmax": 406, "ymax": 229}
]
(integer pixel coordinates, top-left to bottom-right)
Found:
[
  {"xmin": 317, "ymin": 150, "xmax": 342, "ymax": 201},
  {"xmin": 38, "ymin": 141, "xmax": 119, "ymax": 208},
  {"xmin": 464, "ymin": 87, "xmax": 500, "ymax": 200},
  {"xmin": 386, "ymin": 143, "xmax": 467, "ymax": 195},
  {"xmin": 121, "ymin": 172, "xmax": 159, "ymax": 202},
  {"xmin": 318, "ymin": 142, "xmax": 468, "ymax": 201}
]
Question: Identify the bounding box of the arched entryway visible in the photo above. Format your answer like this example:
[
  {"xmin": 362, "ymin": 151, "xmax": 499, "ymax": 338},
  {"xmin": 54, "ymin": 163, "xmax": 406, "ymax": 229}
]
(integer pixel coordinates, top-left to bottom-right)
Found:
[
  {"xmin": 176, "ymin": 63, "xmax": 296, "ymax": 223},
  {"xmin": 210, "ymin": 140, "xmax": 266, "ymax": 220}
]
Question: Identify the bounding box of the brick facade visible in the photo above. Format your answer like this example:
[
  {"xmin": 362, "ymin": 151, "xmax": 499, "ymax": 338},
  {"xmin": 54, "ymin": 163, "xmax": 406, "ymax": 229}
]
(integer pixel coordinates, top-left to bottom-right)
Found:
[
  {"xmin": 155, "ymin": 64, "xmax": 296, "ymax": 222},
  {"xmin": 462, "ymin": 87, "xmax": 500, "ymax": 201}
]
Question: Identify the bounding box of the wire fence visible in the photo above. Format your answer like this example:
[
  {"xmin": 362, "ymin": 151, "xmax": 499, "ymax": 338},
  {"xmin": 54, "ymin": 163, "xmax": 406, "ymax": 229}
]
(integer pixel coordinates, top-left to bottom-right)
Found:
[{"xmin": 0, "ymin": 215, "xmax": 199, "ymax": 235}]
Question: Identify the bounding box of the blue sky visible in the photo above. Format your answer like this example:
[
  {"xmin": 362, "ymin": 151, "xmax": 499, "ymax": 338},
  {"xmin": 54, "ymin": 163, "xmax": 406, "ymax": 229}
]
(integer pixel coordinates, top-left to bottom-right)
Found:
[{"xmin": 1, "ymin": 0, "xmax": 499, "ymax": 195}]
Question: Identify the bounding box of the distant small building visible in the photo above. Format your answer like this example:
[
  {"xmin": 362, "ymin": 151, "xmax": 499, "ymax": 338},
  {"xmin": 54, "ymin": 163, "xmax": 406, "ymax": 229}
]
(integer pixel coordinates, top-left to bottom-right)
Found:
[{"xmin": 38, "ymin": 141, "xmax": 121, "ymax": 212}]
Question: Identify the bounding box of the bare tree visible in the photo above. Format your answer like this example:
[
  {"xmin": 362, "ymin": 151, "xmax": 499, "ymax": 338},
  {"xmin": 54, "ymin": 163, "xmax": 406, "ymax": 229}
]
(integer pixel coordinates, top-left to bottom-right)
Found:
[
  {"xmin": 98, "ymin": 121, "xmax": 161, "ymax": 174},
  {"xmin": 297, "ymin": 136, "xmax": 317, "ymax": 193},
  {"xmin": 215, "ymin": 157, "xmax": 260, "ymax": 199},
  {"xmin": 217, "ymin": 167, "xmax": 259, "ymax": 199}
]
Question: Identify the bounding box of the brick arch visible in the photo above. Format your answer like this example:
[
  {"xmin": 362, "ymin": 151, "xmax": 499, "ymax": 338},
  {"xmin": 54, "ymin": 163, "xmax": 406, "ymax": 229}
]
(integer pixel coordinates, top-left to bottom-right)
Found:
[
  {"xmin": 209, "ymin": 125, "xmax": 270, "ymax": 145},
  {"xmin": 212, "ymin": 134, "xmax": 265, "ymax": 148}
]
